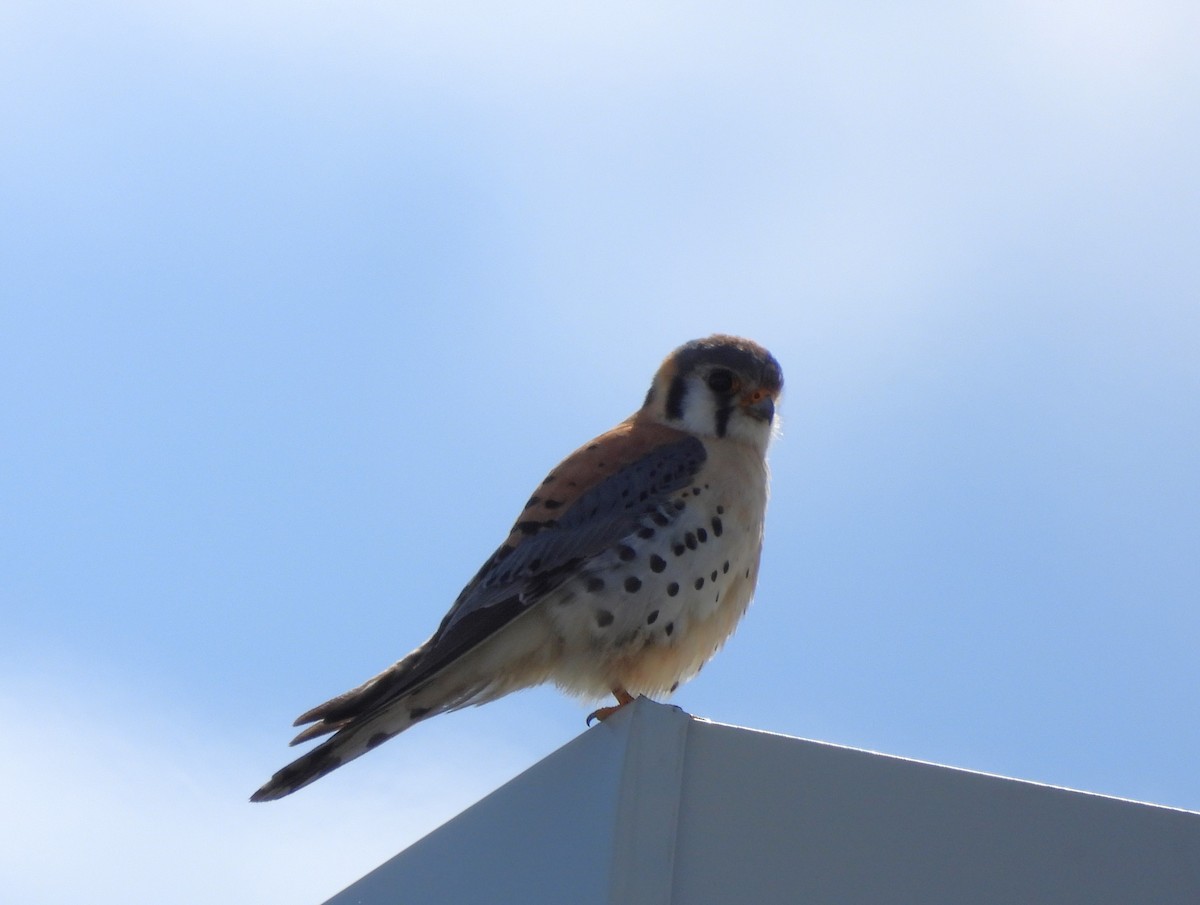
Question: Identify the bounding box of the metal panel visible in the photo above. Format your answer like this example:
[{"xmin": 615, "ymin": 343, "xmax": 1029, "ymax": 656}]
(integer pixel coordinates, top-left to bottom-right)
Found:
[
  {"xmin": 608, "ymin": 702, "xmax": 690, "ymax": 905},
  {"xmin": 322, "ymin": 699, "xmax": 1200, "ymax": 905},
  {"xmin": 322, "ymin": 719, "xmax": 629, "ymax": 905},
  {"xmin": 673, "ymin": 721, "xmax": 1200, "ymax": 905}
]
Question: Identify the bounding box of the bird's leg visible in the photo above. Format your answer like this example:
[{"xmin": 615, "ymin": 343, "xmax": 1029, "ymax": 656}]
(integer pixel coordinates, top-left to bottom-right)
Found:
[{"xmin": 586, "ymin": 688, "xmax": 635, "ymax": 726}]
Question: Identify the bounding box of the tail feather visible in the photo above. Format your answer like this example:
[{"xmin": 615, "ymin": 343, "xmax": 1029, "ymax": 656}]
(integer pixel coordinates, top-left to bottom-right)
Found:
[
  {"xmin": 251, "ymin": 695, "xmax": 440, "ymax": 802},
  {"xmin": 251, "ymin": 616, "xmax": 547, "ymax": 801},
  {"xmin": 292, "ymin": 641, "xmax": 429, "ymax": 732},
  {"xmin": 250, "ymin": 645, "xmax": 498, "ymax": 802},
  {"xmin": 289, "ymin": 718, "xmax": 351, "ymax": 747}
]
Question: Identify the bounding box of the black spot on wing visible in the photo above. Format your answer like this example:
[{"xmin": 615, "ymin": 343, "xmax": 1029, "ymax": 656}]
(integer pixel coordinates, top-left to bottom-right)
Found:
[
  {"xmin": 392, "ymin": 436, "xmax": 708, "ymax": 699},
  {"xmin": 557, "ymin": 436, "xmax": 706, "ymax": 531}
]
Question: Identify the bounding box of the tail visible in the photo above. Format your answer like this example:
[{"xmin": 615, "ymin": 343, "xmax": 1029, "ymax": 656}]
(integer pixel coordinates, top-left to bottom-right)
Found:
[
  {"xmin": 251, "ymin": 599, "xmax": 550, "ymax": 801},
  {"xmin": 250, "ymin": 703, "xmax": 425, "ymax": 802},
  {"xmin": 251, "ymin": 644, "xmax": 452, "ymax": 802}
]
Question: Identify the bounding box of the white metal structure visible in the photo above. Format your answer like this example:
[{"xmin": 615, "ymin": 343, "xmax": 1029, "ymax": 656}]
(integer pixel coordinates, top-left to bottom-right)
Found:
[{"xmin": 325, "ymin": 697, "xmax": 1200, "ymax": 904}]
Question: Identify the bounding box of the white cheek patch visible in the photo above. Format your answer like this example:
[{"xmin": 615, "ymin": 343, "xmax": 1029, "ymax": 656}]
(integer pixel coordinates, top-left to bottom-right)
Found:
[
  {"xmin": 664, "ymin": 374, "xmax": 777, "ymax": 455},
  {"xmin": 673, "ymin": 377, "xmax": 718, "ymax": 436}
]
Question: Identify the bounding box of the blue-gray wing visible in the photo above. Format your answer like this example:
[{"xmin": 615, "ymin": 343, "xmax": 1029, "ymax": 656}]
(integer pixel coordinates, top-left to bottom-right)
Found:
[
  {"xmin": 288, "ymin": 429, "xmax": 705, "ymax": 733},
  {"xmin": 411, "ymin": 433, "xmax": 706, "ymax": 686}
]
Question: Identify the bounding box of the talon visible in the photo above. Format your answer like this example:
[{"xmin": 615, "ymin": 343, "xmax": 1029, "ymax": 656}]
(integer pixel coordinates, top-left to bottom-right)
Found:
[
  {"xmin": 586, "ymin": 688, "xmax": 635, "ymax": 726},
  {"xmin": 586, "ymin": 704, "xmax": 621, "ymax": 725}
]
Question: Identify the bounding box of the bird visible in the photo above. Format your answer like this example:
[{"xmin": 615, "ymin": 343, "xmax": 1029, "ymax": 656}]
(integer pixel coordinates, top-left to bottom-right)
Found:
[{"xmin": 251, "ymin": 334, "xmax": 783, "ymax": 802}]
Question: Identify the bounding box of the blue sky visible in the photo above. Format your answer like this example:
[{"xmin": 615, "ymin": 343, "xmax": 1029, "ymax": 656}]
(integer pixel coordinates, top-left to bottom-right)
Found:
[{"xmin": 3, "ymin": 2, "xmax": 1198, "ymax": 901}]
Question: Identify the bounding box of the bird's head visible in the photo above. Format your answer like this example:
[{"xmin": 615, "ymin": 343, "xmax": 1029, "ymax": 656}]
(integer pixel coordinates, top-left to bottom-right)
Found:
[{"xmin": 641, "ymin": 335, "xmax": 783, "ymax": 452}]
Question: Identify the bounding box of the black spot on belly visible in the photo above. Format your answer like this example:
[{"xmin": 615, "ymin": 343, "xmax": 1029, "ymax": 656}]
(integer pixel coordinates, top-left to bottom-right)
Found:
[
  {"xmin": 586, "ymin": 577, "xmax": 605, "ymax": 593},
  {"xmin": 665, "ymin": 622, "xmax": 675, "ymax": 636},
  {"xmin": 685, "ymin": 532, "xmax": 697, "ymax": 550},
  {"xmin": 624, "ymin": 577, "xmax": 642, "ymax": 593},
  {"xmin": 646, "ymin": 610, "xmax": 659, "ymax": 625},
  {"xmin": 711, "ymin": 516, "xmax": 723, "ymax": 537},
  {"xmin": 649, "ymin": 554, "xmax": 666, "ymax": 573},
  {"xmin": 667, "ymin": 582, "xmax": 680, "ymax": 597},
  {"xmin": 694, "ymin": 577, "xmax": 705, "ymax": 590},
  {"xmin": 673, "ymin": 543, "xmax": 686, "ymax": 556},
  {"xmin": 596, "ymin": 609, "xmax": 614, "ymax": 628},
  {"xmin": 710, "ymin": 570, "xmax": 718, "ymax": 582},
  {"xmin": 696, "ymin": 528, "xmax": 708, "ymax": 543},
  {"xmin": 618, "ymin": 544, "xmax": 637, "ymax": 561},
  {"xmin": 722, "ymin": 561, "xmax": 730, "ymax": 574},
  {"xmin": 638, "ymin": 526, "xmax": 655, "ymax": 539}
]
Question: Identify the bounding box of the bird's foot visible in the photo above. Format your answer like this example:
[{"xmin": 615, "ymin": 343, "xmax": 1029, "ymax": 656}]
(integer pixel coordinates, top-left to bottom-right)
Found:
[{"xmin": 586, "ymin": 688, "xmax": 635, "ymax": 726}]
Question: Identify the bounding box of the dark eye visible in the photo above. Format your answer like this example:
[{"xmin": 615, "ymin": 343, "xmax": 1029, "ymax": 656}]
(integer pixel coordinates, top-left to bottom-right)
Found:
[{"xmin": 706, "ymin": 369, "xmax": 735, "ymax": 393}]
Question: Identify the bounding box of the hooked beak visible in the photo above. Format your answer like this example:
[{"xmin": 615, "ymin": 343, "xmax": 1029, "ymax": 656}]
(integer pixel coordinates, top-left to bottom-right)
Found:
[{"xmin": 741, "ymin": 392, "xmax": 775, "ymax": 423}]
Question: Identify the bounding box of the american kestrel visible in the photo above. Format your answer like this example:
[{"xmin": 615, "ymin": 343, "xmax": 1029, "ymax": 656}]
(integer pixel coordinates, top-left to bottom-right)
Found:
[{"xmin": 251, "ymin": 334, "xmax": 782, "ymax": 801}]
